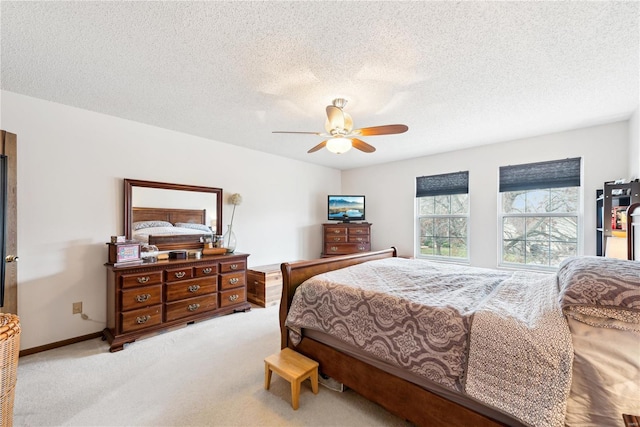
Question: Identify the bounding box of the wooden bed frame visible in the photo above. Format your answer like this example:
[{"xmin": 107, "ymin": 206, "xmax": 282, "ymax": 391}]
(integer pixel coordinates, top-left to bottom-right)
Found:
[
  {"xmin": 279, "ymin": 248, "xmax": 506, "ymax": 427},
  {"xmin": 627, "ymin": 203, "xmax": 640, "ymax": 260},
  {"xmin": 132, "ymin": 207, "xmax": 208, "ymax": 251}
]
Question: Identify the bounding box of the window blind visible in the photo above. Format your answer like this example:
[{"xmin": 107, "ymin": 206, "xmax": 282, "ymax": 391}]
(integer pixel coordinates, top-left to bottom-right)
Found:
[
  {"xmin": 499, "ymin": 157, "xmax": 581, "ymax": 193},
  {"xmin": 416, "ymin": 171, "xmax": 469, "ymax": 197}
]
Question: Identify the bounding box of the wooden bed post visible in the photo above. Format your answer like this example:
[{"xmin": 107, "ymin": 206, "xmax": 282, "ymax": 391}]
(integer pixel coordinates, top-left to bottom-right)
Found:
[{"xmin": 627, "ymin": 203, "xmax": 640, "ymax": 260}]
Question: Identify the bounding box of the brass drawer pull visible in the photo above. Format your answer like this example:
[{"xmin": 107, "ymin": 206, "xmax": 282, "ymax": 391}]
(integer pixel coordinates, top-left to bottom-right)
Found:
[
  {"xmin": 333, "ymin": 230, "xmax": 340, "ymax": 234},
  {"xmin": 229, "ymin": 278, "xmax": 239, "ymax": 285},
  {"xmin": 355, "ymin": 229, "xmax": 363, "ymax": 234},
  {"xmin": 175, "ymin": 272, "xmax": 186, "ymax": 279},
  {"xmin": 135, "ymin": 294, "xmax": 151, "ymax": 303},
  {"xmin": 355, "ymin": 237, "xmax": 363, "ymax": 241},
  {"xmin": 137, "ymin": 276, "xmax": 150, "ymax": 284},
  {"xmin": 202, "ymin": 267, "xmax": 213, "ymax": 274},
  {"xmin": 136, "ymin": 315, "xmax": 151, "ymax": 324},
  {"xmin": 228, "ymin": 294, "xmax": 239, "ymax": 302},
  {"xmin": 333, "ymin": 237, "xmax": 340, "ymax": 242},
  {"xmin": 187, "ymin": 303, "xmax": 200, "ymax": 312},
  {"xmin": 330, "ymin": 246, "xmax": 338, "ymax": 252},
  {"xmin": 230, "ymin": 264, "xmax": 238, "ymax": 270},
  {"xmin": 358, "ymin": 246, "xmax": 366, "ymax": 251},
  {"xmin": 188, "ymin": 284, "xmax": 200, "ymax": 293}
]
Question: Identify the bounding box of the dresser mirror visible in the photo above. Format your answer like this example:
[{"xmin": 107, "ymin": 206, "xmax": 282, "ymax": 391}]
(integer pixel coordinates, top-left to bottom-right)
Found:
[{"xmin": 124, "ymin": 179, "xmax": 223, "ymax": 250}]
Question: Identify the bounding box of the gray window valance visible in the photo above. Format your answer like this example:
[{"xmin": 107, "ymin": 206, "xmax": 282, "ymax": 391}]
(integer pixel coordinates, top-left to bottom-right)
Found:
[
  {"xmin": 499, "ymin": 157, "xmax": 581, "ymax": 193},
  {"xmin": 416, "ymin": 171, "xmax": 469, "ymax": 197}
]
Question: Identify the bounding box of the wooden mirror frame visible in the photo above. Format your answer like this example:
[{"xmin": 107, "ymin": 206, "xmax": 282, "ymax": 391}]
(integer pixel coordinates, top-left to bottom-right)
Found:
[{"xmin": 124, "ymin": 179, "xmax": 223, "ymax": 240}]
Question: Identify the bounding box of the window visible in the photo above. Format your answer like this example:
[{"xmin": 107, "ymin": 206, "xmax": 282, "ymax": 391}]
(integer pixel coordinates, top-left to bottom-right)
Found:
[
  {"xmin": 416, "ymin": 171, "xmax": 469, "ymax": 260},
  {"xmin": 499, "ymin": 158, "xmax": 581, "ymax": 268}
]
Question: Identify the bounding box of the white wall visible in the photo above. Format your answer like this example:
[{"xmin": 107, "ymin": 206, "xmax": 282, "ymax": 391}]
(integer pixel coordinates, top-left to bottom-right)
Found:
[
  {"xmin": 342, "ymin": 121, "xmax": 629, "ymax": 267},
  {"xmin": 0, "ymin": 91, "xmax": 341, "ymax": 350},
  {"xmin": 629, "ymin": 108, "xmax": 639, "ymax": 180}
]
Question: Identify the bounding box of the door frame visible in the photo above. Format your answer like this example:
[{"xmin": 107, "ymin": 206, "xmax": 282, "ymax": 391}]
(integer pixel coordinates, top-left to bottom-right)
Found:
[{"xmin": 1, "ymin": 130, "xmax": 17, "ymax": 314}]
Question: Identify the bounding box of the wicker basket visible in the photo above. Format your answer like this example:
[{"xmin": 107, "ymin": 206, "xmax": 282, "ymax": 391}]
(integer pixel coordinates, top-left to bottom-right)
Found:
[{"xmin": 0, "ymin": 314, "xmax": 20, "ymax": 427}]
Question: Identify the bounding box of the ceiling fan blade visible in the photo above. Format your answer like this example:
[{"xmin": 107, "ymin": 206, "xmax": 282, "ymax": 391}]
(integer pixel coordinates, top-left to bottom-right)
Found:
[
  {"xmin": 326, "ymin": 105, "xmax": 345, "ymax": 129},
  {"xmin": 353, "ymin": 124, "xmax": 408, "ymax": 136},
  {"xmin": 351, "ymin": 138, "xmax": 376, "ymax": 153},
  {"xmin": 307, "ymin": 140, "xmax": 328, "ymax": 153},
  {"xmin": 273, "ymin": 131, "xmax": 322, "ymax": 135}
]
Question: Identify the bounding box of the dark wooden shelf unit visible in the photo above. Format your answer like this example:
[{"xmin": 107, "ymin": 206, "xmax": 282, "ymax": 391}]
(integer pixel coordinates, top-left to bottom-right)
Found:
[{"xmin": 597, "ymin": 181, "xmax": 640, "ymax": 257}]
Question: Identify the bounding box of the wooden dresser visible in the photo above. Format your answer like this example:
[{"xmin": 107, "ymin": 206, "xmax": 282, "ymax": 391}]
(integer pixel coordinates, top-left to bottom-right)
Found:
[
  {"xmin": 104, "ymin": 253, "xmax": 250, "ymax": 352},
  {"xmin": 322, "ymin": 223, "xmax": 371, "ymax": 257}
]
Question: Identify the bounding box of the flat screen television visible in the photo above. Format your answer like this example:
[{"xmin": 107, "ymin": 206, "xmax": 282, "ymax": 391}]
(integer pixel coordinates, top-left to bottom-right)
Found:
[{"xmin": 328, "ymin": 195, "xmax": 365, "ymax": 222}]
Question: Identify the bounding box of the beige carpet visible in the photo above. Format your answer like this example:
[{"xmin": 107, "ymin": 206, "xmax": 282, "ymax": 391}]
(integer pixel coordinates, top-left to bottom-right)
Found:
[{"xmin": 13, "ymin": 304, "xmax": 411, "ymax": 426}]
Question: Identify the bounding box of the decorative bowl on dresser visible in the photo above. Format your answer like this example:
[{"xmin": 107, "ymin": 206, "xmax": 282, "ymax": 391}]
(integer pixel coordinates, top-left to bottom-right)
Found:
[{"xmin": 104, "ymin": 252, "xmax": 250, "ymax": 352}]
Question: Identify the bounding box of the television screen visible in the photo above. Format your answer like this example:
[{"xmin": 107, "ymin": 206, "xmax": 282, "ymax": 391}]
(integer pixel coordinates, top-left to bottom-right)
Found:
[{"xmin": 328, "ymin": 195, "xmax": 365, "ymax": 222}]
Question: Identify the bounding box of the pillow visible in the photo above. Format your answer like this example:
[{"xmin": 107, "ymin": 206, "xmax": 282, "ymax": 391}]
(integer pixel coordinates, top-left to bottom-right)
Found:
[
  {"xmin": 558, "ymin": 256, "xmax": 640, "ymax": 332},
  {"xmin": 174, "ymin": 222, "xmax": 211, "ymax": 233},
  {"xmin": 133, "ymin": 220, "xmax": 173, "ymax": 231},
  {"xmin": 564, "ymin": 317, "xmax": 640, "ymax": 426}
]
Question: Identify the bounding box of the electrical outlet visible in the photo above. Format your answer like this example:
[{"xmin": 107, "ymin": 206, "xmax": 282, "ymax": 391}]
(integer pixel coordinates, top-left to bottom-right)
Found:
[{"xmin": 72, "ymin": 302, "xmax": 82, "ymax": 315}]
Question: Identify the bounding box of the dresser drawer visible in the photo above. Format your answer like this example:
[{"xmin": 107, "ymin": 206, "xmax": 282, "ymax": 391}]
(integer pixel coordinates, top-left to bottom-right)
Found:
[
  {"xmin": 165, "ymin": 294, "xmax": 218, "ymax": 322},
  {"xmin": 349, "ymin": 226, "xmax": 370, "ymax": 236},
  {"xmin": 121, "ymin": 271, "xmax": 163, "ymax": 289},
  {"xmin": 121, "ymin": 285, "xmax": 163, "ymax": 311},
  {"xmin": 165, "ymin": 277, "xmax": 217, "ymax": 302},
  {"xmin": 219, "ymin": 271, "xmax": 246, "ymax": 291},
  {"xmin": 325, "ymin": 234, "xmax": 347, "ymax": 243},
  {"xmin": 165, "ymin": 267, "xmax": 194, "ymax": 282},
  {"xmin": 324, "ymin": 243, "xmax": 370, "ymax": 255},
  {"xmin": 194, "ymin": 264, "xmax": 218, "ymax": 277},
  {"xmin": 121, "ymin": 305, "xmax": 162, "ymax": 333},
  {"xmin": 219, "ymin": 260, "xmax": 246, "ymax": 274},
  {"xmin": 220, "ymin": 287, "xmax": 246, "ymax": 308},
  {"xmin": 348, "ymin": 234, "xmax": 370, "ymax": 243},
  {"xmin": 325, "ymin": 227, "xmax": 347, "ymax": 236}
]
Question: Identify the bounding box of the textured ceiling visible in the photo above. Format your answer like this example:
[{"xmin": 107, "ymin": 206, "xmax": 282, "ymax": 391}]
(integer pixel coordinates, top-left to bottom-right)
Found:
[{"xmin": 1, "ymin": 1, "xmax": 638, "ymax": 170}]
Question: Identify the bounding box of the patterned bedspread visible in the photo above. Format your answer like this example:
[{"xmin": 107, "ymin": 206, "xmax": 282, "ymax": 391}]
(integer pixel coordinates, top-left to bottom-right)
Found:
[{"xmin": 285, "ymin": 257, "xmax": 573, "ymax": 427}]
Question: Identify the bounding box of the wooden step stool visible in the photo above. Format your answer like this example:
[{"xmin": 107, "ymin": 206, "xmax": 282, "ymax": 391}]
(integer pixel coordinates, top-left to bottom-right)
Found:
[{"xmin": 264, "ymin": 347, "xmax": 319, "ymax": 410}]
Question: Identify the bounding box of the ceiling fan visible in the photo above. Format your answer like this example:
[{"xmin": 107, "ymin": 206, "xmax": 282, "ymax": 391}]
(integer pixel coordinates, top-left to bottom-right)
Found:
[{"xmin": 273, "ymin": 98, "xmax": 408, "ymax": 154}]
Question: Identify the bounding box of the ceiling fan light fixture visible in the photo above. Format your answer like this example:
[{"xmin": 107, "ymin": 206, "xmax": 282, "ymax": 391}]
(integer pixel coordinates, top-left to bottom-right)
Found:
[
  {"xmin": 326, "ymin": 137, "xmax": 352, "ymax": 154},
  {"xmin": 273, "ymin": 98, "xmax": 407, "ymax": 154}
]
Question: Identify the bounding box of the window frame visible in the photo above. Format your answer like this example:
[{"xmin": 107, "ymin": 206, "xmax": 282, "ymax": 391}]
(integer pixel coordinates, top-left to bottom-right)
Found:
[
  {"xmin": 415, "ymin": 171, "xmax": 470, "ymax": 262},
  {"xmin": 497, "ymin": 158, "xmax": 583, "ymax": 271},
  {"xmin": 416, "ymin": 195, "xmax": 470, "ymax": 262}
]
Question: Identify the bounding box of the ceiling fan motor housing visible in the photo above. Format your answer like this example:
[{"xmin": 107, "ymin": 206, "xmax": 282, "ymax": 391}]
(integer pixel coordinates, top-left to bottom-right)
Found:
[{"xmin": 332, "ymin": 98, "xmax": 348, "ymax": 108}]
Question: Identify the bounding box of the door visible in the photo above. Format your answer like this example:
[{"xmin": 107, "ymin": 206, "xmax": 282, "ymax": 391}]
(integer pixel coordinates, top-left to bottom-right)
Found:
[{"xmin": 1, "ymin": 131, "xmax": 17, "ymax": 314}]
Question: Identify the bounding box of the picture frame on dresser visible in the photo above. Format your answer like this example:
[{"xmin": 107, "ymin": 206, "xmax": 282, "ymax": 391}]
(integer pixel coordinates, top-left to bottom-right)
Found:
[{"xmin": 107, "ymin": 241, "xmax": 142, "ymax": 265}]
